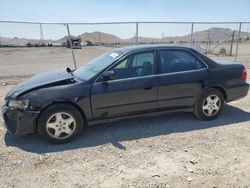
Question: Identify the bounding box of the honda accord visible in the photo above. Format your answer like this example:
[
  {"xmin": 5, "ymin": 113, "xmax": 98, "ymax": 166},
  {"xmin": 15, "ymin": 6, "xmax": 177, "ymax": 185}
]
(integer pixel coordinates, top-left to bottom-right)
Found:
[{"xmin": 2, "ymin": 45, "xmax": 249, "ymax": 143}]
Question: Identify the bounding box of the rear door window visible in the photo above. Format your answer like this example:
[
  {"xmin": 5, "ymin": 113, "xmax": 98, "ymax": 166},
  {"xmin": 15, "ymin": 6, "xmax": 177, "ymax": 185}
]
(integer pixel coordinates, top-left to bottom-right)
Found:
[{"xmin": 159, "ymin": 50, "xmax": 207, "ymax": 74}]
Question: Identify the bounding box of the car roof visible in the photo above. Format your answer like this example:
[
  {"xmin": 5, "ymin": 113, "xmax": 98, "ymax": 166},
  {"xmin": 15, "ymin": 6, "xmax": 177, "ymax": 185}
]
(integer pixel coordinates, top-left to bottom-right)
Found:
[{"xmin": 113, "ymin": 44, "xmax": 195, "ymax": 53}]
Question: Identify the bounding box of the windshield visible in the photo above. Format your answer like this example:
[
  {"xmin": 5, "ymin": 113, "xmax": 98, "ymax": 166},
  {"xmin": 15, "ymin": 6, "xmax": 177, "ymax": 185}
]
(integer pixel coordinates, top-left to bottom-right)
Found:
[{"xmin": 73, "ymin": 51, "xmax": 123, "ymax": 80}]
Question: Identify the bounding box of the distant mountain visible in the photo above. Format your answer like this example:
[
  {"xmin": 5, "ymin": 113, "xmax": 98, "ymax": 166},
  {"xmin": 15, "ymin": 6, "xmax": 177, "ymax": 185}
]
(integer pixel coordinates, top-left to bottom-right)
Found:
[
  {"xmin": 129, "ymin": 27, "xmax": 248, "ymax": 43},
  {"xmin": 0, "ymin": 36, "xmax": 53, "ymax": 46},
  {"xmin": 0, "ymin": 28, "xmax": 248, "ymax": 46},
  {"xmin": 56, "ymin": 32, "xmax": 123, "ymax": 44},
  {"xmin": 79, "ymin": 31, "xmax": 123, "ymax": 43},
  {"xmin": 166, "ymin": 27, "xmax": 248, "ymax": 42}
]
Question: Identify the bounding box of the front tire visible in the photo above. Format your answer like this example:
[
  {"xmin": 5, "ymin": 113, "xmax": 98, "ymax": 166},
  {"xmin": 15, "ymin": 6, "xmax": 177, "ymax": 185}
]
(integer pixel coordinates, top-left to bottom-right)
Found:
[
  {"xmin": 38, "ymin": 104, "xmax": 84, "ymax": 144},
  {"xmin": 194, "ymin": 89, "xmax": 224, "ymax": 120}
]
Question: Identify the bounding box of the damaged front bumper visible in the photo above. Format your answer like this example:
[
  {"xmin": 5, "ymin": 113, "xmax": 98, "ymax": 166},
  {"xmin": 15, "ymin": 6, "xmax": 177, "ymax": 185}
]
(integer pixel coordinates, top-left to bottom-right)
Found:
[{"xmin": 1, "ymin": 105, "xmax": 40, "ymax": 135}]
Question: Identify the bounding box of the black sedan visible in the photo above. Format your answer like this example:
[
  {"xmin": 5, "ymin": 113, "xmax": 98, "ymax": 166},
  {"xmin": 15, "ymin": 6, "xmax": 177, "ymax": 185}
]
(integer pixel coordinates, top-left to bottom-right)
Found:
[{"xmin": 2, "ymin": 45, "xmax": 249, "ymax": 143}]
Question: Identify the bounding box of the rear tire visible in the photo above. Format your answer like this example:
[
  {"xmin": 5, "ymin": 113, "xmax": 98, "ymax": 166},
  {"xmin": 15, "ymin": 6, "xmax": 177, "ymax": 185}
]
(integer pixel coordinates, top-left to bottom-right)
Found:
[
  {"xmin": 194, "ymin": 88, "xmax": 224, "ymax": 120},
  {"xmin": 38, "ymin": 104, "xmax": 84, "ymax": 144}
]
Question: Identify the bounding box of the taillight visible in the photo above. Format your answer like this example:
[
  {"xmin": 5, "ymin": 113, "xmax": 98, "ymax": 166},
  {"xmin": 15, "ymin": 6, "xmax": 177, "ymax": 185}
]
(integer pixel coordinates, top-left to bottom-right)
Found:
[{"xmin": 240, "ymin": 66, "xmax": 247, "ymax": 81}]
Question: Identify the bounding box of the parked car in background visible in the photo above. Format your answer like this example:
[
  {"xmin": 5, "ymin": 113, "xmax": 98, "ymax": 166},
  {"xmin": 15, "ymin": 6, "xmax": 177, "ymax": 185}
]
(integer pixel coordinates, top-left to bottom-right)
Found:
[
  {"xmin": 2, "ymin": 45, "xmax": 249, "ymax": 144},
  {"xmin": 62, "ymin": 37, "xmax": 82, "ymax": 49}
]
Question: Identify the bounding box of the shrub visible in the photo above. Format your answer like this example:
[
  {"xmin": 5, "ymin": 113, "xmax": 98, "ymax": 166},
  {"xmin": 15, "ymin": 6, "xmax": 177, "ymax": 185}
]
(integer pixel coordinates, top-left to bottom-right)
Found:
[{"xmin": 219, "ymin": 48, "xmax": 226, "ymax": 55}]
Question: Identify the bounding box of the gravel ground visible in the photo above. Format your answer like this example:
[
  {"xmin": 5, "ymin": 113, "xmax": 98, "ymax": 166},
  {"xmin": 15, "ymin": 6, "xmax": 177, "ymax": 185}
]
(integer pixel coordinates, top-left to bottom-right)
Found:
[{"xmin": 0, "ymin": 78, "xmax": 250, "ymax": 187}]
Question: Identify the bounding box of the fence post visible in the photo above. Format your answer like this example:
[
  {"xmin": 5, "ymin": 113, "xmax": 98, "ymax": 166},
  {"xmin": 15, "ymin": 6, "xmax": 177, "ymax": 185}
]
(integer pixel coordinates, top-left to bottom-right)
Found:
[
  {"xmin": 135, "ymin": 22, "xmax": 139, "ymax": 45},
  {"xmin": 66, "ymin": 24, "xmax": 77, "ymax": 69},
  {"xmin": 235, "ymin": 22, "xmax": 242, "ymax": 62},
  {"xmin": 190, "ymin": 22, "xmax": 194, "ymax": 46},
  {"xmin": 229, "ymin": 30, "xmax": 235, "ymax": 56},
  {"xmin": 205, "ymin": 31, "xmax": 210, "ymax": 53}
]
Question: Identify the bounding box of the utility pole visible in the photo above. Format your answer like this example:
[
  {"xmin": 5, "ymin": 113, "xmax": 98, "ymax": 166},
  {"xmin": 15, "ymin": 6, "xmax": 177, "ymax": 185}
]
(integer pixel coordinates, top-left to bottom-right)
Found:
[
  {"xmin": 135, "ymin": 22, "xmax": 139, "ymax": 45},
  {"xmin": 229, "ymin": 30, "xmax": 235, "ymax": 56},
  {"xmin": 39, "ymin": 24, "xmax": 44, "ymax": 44},
  {"xmin": 162, "ymin": 32, "xmax": 165, "ymax": 44}
]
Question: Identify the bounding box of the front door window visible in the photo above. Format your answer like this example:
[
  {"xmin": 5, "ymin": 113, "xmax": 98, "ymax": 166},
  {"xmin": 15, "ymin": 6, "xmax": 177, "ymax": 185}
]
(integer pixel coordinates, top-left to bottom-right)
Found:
[{"xmin": 111, "ymin": 51, "xmax": 155, "ymax": 80}]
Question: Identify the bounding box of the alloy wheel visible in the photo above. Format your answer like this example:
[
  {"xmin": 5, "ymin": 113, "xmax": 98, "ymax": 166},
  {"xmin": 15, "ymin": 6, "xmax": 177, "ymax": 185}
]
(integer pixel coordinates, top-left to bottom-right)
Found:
[
  {"xmin": 202, "ymin": 95, "xmax": 221, "ymax": 117},
  {"xmin": 46, "ymin": 112, "xmax": 76, "ymax": 139}
]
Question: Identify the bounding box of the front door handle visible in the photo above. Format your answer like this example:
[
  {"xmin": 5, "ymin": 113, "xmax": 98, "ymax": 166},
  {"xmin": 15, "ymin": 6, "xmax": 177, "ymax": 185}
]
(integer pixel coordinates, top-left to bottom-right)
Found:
[{"xmin": 144, "ymin": 86, "xmax": 152, "ymax": 90}]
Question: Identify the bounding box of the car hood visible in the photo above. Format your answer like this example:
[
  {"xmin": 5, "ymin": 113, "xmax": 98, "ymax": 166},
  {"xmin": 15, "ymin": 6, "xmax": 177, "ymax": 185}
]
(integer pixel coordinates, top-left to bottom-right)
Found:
[{"xmin": 6, "ymin": 69, "xmax": 75, "ymax": 99}]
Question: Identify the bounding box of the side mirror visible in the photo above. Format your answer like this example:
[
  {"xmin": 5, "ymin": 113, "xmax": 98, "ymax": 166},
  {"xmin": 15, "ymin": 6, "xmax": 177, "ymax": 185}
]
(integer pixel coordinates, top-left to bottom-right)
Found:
[{"xmin": 101, "ymin": 70, "xmax": 116, "ymax": 82}]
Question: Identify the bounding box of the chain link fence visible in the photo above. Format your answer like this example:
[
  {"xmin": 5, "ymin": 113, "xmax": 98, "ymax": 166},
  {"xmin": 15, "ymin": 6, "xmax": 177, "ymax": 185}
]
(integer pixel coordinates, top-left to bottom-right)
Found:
[{"xmin": 0, "ymin": 21, "xmax": 250, "ymax": 78}]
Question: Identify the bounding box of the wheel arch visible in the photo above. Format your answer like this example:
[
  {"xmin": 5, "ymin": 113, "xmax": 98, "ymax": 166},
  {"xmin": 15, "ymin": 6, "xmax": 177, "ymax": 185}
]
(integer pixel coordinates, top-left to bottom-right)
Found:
[
  {"xmin": 34, "ymin": 101, "xmax": 88, "ymax": 132},
  {"xmin": 201, "ymin": 85, "xmax": 228, "ymax": 101},
  {"xmin": 210, "ymin": 86, "xmax": 227, "ymax": 101}
]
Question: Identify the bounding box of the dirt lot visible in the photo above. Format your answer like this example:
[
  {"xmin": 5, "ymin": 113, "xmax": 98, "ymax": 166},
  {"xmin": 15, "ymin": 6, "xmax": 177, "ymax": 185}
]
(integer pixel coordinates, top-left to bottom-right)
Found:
[
  {"xmin": 0, "ymin": 78, "xmax": 250, "ymax": 187},
  {"xmin": 0, "ymin": 46, "xmax": 112, "ymax": 78}
]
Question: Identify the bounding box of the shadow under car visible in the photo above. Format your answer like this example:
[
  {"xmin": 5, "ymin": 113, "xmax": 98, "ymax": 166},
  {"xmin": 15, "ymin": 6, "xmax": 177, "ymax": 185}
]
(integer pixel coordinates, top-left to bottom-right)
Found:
[{"xmin": 4, "ymin": 104, "xmax": 250, "ymax": 154}]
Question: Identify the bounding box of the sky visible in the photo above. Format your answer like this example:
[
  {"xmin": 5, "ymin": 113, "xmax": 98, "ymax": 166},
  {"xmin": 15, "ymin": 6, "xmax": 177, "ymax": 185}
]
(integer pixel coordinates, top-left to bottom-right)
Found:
[{"xmin": 0, "ymin": 0, "xmax": 250, "ymax": 39}]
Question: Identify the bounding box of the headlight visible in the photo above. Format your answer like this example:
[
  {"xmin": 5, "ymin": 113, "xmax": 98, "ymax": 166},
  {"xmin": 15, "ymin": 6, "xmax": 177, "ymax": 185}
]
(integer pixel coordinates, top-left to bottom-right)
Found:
[{"xmin": 8, "ymin": 99, "xmax": 30, "ymax": 109}]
